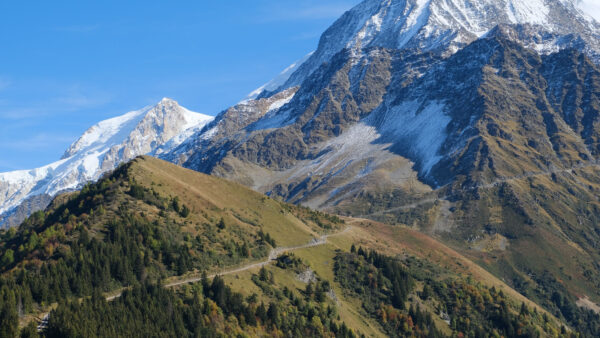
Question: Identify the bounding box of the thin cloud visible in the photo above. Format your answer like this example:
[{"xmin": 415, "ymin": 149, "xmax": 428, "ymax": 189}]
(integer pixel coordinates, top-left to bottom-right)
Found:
[
  {"xmin": 0, "ymin": 132, "xmax": 77, "ymax": 152},
  {"xmin": 285, "ymin": 4, "xmax": 353, "ymax": 19},
  {"xmin": 55, "ymin": 92, "xmax": 111, "ymax": 109},
  {"xmin": 0, "ymin": 107, "xmax": 49, "ymax": 120},
  {"xmin": 0, "ymin": 84, "xmax": 112, "ymax": 120}
]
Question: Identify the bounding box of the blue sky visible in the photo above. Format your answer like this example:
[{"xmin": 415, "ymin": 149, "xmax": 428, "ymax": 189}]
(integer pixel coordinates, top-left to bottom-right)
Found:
[
  {"xmin": 1, "ymin": 1, "xmax": 599, "ymax": 172},
  {"xmin": 0, "ymin": 0, "xmax": 361, "ymax": 171}
]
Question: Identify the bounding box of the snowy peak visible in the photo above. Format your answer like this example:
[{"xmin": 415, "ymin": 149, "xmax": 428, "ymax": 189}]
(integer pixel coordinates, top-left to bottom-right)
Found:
[
  {"xmin": 0, "ymin": 98, "xmax": 213, "ymax": 225},
  {"xmin": 244, "ymin": 53, "xmax": 313, "ymax": 101},
  {"xmin": 62, "ymin": 98, "xmax": 209, "ymax": 159},
  {"xmin": 341, "ymin": 0, "xmax": 595, "ymax": 51},
  {"xmin": 62, "ymin": 107, "xmax": 148, "ymax": 159},
  {"xmin": 283, "ymin": 0, "xmax": 599, "ymax": 89}
]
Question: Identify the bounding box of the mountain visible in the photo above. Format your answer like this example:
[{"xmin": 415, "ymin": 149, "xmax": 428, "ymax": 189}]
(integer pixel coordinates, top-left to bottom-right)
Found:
[
  {"xmin": 279, "ymin": 0, "xmax": 600, "ymax": 92},
  {"xmin": 2, "ymin": 0, "xmax": 600, "ymax": 334},
  {"xmin": 0, "ymin": 98, "xmax": 212, "ymax": 228},
  {"xmin": 161, "ymin": 0, "xmax": 600, "ymax": 330},
  {"xmin": 0, "ymin": 156, "xmax": 571, "ymax": 336},
  {"xmin": 170, "ymin": 0, "xmax": 600, "ymax": 201}
]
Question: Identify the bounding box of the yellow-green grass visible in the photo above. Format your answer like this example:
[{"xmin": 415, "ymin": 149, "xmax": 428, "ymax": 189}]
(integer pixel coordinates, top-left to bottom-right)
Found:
[
  {"xmin": 220, "ymin": 243, "xmax": 388, "ymax": 337},
  {"xmin": 129, "ymin": 156, "xmax": 321, "ymax": 247},
  {"xmin": 16, "ymin": 155, "xmax": 568, "ymax": 333}
]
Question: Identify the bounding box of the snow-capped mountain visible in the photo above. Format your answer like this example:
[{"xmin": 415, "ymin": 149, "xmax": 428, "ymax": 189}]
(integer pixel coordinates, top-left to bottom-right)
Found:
[
  {"xmin": 161, "ymin": 0, "xmax": 600, "ymax": 317},
  {"xmin": 1, "ymin": 0, "xmax": 599, "ymax": 323},
  {"xmin": 274, "ymin": 0, "xmax": 600, "ymax": 93},
  {"xmin": 0, "ymin": 98, "xmax": 212, "ymax": 227},
  {"xmin": 171, "ymin": 0, "xmax": 600, "ymax": 199},
  {"xmin": 1, "ymin": 0, "xmax": 599, "ymax": 326}
]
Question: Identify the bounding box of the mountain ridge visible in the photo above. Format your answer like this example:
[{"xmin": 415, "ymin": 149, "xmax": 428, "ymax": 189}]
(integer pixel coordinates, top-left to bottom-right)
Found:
[
  {"xmin": 0, "ymin": 98, "xmax": 213, "ymax": 228},
  {"xmin": 0, "ymin": 156, "xmax": 573, "ymax": 336},
  {"xmin": 149, "ymin": 0, "xmax": 600, "ymax": 331},
  {"xmin": 276, "ymin": 0, "xmax": 600, "ymax": 95}
]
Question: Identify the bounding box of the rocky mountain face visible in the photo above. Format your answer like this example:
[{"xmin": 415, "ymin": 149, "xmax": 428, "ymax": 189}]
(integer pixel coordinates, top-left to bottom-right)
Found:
[
  {"xmin": 0, "ymin": 98, "xmax": 212, "ymax": 228},
  {"xmin": 170, "ymin": 0, "xmax": 600, "ymax": 203},
  {"xmin": 163, "ymin": 0, "xmax": 600, "ymax": 319},
  {"xmin": 282, "ymin": 0, "xmax": 600, "ymax": 90}
]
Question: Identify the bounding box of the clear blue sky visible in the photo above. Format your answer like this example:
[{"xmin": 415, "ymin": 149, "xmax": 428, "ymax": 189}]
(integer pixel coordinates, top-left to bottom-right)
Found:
[{"xmin": 0, "ymin": 0, "xmax": 361, "ymax": 172}]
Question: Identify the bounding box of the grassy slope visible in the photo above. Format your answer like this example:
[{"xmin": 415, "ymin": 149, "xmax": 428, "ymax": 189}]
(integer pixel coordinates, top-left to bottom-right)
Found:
[
  {"xmin": 115, "ymin": 157, "xmax": 570, "ymax": 335},
  {"xmin": 3, "ymin": 156, "xmax": 569, "ymax": 335},
  {"xmin": 128, "ymin": 155, "xmax": 330, "ymax": 248},
  {"xmin": 218, "ymin": 216, "xmax": 567, "ymax": 336},
  {"xmin": 2, "ymin": 156, "xmax": 344, "ymax": 329},
  {"xmin": 333, "ymin": 165, "xmax": 600, "ymax": 317}
]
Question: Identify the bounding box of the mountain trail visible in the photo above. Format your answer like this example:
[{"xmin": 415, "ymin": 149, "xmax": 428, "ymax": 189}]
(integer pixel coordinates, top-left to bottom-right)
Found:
[
  {"xmin": 166, "ymin": 225, "xmax": 352, "ymax": 288},
  {"xmin": 37, "ymin": 226, "xmax": 352, "ymax": 331}
]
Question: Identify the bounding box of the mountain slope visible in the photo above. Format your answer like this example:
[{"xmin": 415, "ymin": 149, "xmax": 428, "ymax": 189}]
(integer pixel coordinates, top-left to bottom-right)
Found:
[
  {"xmin": 170, "ymin": 0, "xmax": 600, "ymax": 202},
  {"xmin": 280, "ymin": 0, "xmax": 600, "ymax": 93},
  {"xmin": 0, "ymin": 155, "xmax": 341, "ymax": 276},
  {"xmin": 0, "ymin": 98, "xmax": 213, "ymax": 228},
  {"xmin": 2, "ymin": 0, "xmax": 600, "ymax": 334},
  {"xmin": 160, "ymin": 0, "xmax": 600, "ymax": 331},
  {"xmin": 0, "ymin": 156, "xmax": 573, "ymax": 336}
]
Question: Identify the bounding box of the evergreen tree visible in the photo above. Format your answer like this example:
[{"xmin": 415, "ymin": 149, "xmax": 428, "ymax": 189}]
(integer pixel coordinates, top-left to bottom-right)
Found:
[
  {"xmin": 217, "ymin": 218, "xmax": 226, "ymax": 229},
  {"xmin": 0, "ymin": 288, "xmax": 18, "ymax": 338},
  {"xmin": 267, "ymin": 302, "xmax": 279, "ymax": 325},
  {"xmin": 256, "ymin": 302, "xmax": 268, "ymax": 323}
]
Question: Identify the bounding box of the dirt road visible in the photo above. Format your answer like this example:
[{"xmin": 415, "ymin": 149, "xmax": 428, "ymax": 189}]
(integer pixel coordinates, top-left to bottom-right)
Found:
[
  {"xmin": 38, "ymin": 225, "xmax": 353, "ymax": 330},
  {"xmin": 165, "ymin": 226, "xmax": 351, "ymax": 287}
]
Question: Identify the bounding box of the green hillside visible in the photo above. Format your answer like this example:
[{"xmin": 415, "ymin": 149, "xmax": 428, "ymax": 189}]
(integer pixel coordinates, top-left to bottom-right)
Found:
[{"xmin": 0, "ymin": 157, "xmax": 579, "ymax": 337}]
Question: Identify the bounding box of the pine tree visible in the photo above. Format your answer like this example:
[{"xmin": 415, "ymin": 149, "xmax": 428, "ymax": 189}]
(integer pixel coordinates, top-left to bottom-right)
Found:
[
  {"xmin": 392, "ymin": 281, "xmax": 405, "ymax": 309},
  {"xmin": 0, "ymin": 288, "xmax": 18, "ymax": 338},
  {"xmin": 256, "ymin": 302, "xmax": 268, "ymax": 323},
  {"xmin": 217, "ymin": 218, "xmax": 226, "ymax": 229},
  {"xmin": 259, "ymin": 267, "xmax": 269, "ymax": 282},
  {"xmin": 520, "ymin": 302, "xmax": 529, "ymax": 316},
  {"xmin": 180, "ymin": 205, "xmax": 190, "ymax": 218},
  {"xmin": 134, "ymin": 255, "xmax": 145, "ymax": 280},
  {"xmin": 267, "ymin": 302, "xmax": 279, "ymax": 326}
]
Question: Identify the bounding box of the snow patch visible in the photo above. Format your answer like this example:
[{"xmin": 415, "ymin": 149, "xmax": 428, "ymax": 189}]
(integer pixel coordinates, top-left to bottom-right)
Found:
[
  {"xmin": 506, "ymin": 0, "xmax": 550, "ymax": 25},
  {"xmin": 252, "ymin": 109, "xmax": 295, "ymax": 131},
  {"xmin": 63, "ymin": 108, "xmax": 149, "ymax": 158},
  {"xmin": 267, "ymin": 93, "xmax": 295, "ymax": 113},
  {"xmin": 381, "ymin": 100, "xmax": 450, "ymax": 174},
  {"xmin": 251, "ymin": 91, "xmax": 297, "ymax": 131},
  {"xmin": 181, "ymin": 107, "xmax": 213, "ymax": 130},
  {"xmin": 397, "ymin": 0, "xmax": 432, "ymax": 48}
]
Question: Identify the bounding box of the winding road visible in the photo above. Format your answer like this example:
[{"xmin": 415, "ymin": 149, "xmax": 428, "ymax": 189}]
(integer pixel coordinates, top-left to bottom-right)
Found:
[
  {"xmin": 166, "ymin": 225, "xmax": 352, "ymax": 287},
  {"xmin": 38, "ymin": 226, "xmax": 352, "ymax": 331}
]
